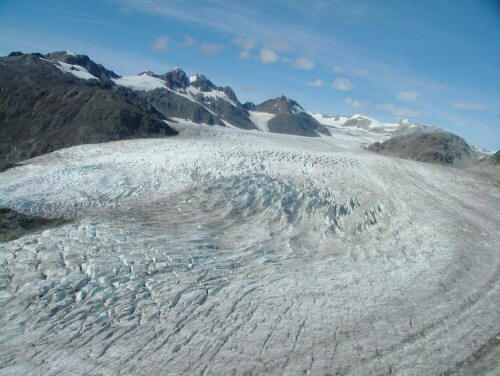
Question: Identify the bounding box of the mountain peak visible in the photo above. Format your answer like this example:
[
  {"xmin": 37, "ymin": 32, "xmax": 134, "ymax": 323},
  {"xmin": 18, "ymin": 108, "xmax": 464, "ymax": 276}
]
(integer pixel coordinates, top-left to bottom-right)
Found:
[
  {"xmin": 189, "ymin": 73, "xmax": 216, "ymax": 92},
  {"xmin": 255, "ymin": 95, "xmax": 305, "ymax": 115},
  {"xmin": 138, "ymin": 71, "xmax": 157, "ymax": 77},
  {"xmin": 45, "ymin": 51, "xmax": 119, "ymax": 79},
  {"xmin": 158, "ymin": 68, "xmax": 189, "ymax": 89}
]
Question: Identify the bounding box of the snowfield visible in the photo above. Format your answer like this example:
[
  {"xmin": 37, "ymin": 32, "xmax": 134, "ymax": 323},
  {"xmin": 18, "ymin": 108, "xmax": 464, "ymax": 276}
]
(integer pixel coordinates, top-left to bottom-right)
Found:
[{"xmin": 0, "ymin": 122, "xmax": 499, "ymax": 375}]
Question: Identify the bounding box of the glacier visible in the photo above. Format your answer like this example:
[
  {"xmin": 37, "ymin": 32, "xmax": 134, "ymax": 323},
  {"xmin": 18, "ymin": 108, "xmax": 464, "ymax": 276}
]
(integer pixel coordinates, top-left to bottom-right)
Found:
[{"xmin": 0, "ymin": 121, "xmax": 498, "ymax": 375}]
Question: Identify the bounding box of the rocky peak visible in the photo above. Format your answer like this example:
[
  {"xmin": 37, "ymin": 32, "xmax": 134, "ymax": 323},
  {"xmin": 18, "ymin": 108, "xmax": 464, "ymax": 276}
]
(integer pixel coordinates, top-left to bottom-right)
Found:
[
  {"xmin": 255, "ymin": 95, "xmax": 305, "ymax": 115},
  {"xmin": 45, "ymin": 51, "xmax": 119, "ymax": 79},
  {"xmin": 221, "ymin": 86, "xmax": 239, "ymax": 104},
  {"xmin": 138, "ymin": 71, "xmax": 158, "ymax": 77},
  {"xmin": 159, "ymin": 68, "xmax": 189, "ymax": 90},
  {"xmin": 189, "ymin": 73, "xmax": 217, "ymax": 92}
]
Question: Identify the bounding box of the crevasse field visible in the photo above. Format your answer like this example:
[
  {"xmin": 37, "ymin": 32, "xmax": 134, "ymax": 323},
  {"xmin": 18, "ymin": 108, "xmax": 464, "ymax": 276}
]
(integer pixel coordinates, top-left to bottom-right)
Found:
[{"xmin": 0, "ymin": 121, "xmax": 498, "ymax": 375}]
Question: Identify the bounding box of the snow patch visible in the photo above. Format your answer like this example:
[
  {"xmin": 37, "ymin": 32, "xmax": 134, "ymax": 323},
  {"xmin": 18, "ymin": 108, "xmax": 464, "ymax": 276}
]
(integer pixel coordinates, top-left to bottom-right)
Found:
[
  {"xmin": 112, "ymin": 74, "xmax": 167, "ymax": 91},
  {"xmin": 185, "ymin": 86, "xmax": 237, "ymax": 107},
  {"xmin": 55, "ymin": 61, "xmax": 98, "ymax": 80},
  {"xmin": 249, "ymin": 111, "xmax": 275, "ymax": 132}
]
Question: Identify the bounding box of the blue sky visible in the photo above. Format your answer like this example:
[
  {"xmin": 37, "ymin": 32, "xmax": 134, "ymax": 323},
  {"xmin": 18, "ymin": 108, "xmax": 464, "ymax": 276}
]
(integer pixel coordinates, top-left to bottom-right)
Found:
[{"xmin": 1, "ymin": 0, "xmax": 499, "ymax": 149}]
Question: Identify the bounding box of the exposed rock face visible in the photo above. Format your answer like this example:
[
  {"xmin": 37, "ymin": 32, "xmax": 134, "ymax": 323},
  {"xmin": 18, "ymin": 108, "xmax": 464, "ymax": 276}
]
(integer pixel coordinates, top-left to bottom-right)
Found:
[
  {"xmin": 45, "ymin": 51, "xmax": 119, "ymax": 79},
  {"xmin": 158, "ymin": 68, "xmax": 189, "ymax": 90},
  {"xmin": 368, "ymin": 131, "xmax": 478, "ymax": 167},
  {"xmin": 254, "ymin": 96, "xmax": 331, "ymax": 137},
  {"xmin": 0, "ymin": 208, "xmax": 70, "ymax": 242},
  {"xmin": 255, "ymin": 95, "xmax": 305, "ymax": 115},
  {"xmin": 137, "ymin": 69, "xmax": 258, "ymax": 130},
  {"xmin": 189, "ymin": 73, "xmax": 217, "ymax": 92},
  {"xmin": 467, "ymin": 150, "xmax": 500, "ymax": 180},
  {"xmin": 139, "ymin": 89, "xmax": 220, "ymax": 125},
  {"xmin": 488, "ymin": 150, "xmax": 500, "ymax": 165},
  {"xmin": 0, "ymin": 52, "xmax": 177, "ymax": 171}
]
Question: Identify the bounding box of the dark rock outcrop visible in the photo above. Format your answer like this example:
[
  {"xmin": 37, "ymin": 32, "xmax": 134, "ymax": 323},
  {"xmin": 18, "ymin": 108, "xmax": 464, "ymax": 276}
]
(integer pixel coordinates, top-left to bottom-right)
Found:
[
  {"xmin": 45, "ymin": 50, "xmax": 119, "ymax": 79},
  {"xmin": 139, "ymin": 69, "xmax": 258, "ymax": 130},
  {"xmin": 0, "ymin": 208, "xmax": 70, "ymax": 242},
  {"xmin": 159, "ymin": 68, "xmax": 189, "ymax": 90},
  {"xmin": 0, "ymin": 52, "xmax": 177, "ymax": 171},
  {"xmin": 189, "ymin": 73, "xmax": 217, "ymax": 92},
  {"xmin": 255, "ymin": 95, "xmax": 304, "ymax": 115},
  {"xmin": 138, "ymin": 88, "xmax": 220, "ymax": 125},
  {"xmin": 368, "ymin": 131, "xmax": 478, "ymax": 167},
  {"xmin": 254, "ymin": 96, "xmax": 331, "ymax": 137}
]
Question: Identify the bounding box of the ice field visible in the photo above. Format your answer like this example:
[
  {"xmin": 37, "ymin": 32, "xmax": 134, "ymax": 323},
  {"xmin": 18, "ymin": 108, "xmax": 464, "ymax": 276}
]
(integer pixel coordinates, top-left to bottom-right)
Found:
[{"xmin": 0, "ymin": 122, "xmax": 499, "ymax": 375}]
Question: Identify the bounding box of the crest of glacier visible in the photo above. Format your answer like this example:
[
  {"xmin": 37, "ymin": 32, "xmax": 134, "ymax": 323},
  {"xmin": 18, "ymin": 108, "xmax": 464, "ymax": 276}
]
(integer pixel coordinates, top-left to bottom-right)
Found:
[{"xmin": 0, "ymin": 121, "xmax": 498, "ymax": 375}]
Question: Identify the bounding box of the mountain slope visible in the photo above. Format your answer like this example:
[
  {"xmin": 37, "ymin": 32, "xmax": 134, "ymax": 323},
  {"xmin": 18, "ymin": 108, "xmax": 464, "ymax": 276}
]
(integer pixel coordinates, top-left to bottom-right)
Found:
[
  {"xmin": 0, "ymin": 52, "xmax": 177, "ymax": 171},
  {"xmin": 311, "ymin": 112, "xmax": 439, "ymax": 137},
  {"xmin": 252, "ymin": 96, "xmax": 331, "ymax": 137},
  {"xmin": 368, "ymin": 131, "xmax": 478, "ymax": 167},
  {"xmin": 113, "ymin": 69, "xmax": 258, "ymax": 130},
  {"xmin": 467, "ymin": 150, "xmax": 500, "ymax": 180}
]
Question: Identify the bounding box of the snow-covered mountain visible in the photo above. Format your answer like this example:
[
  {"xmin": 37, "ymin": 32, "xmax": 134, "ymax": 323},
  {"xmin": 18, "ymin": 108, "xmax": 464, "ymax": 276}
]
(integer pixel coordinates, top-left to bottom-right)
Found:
[
  {"xmin": 41, "ymin": 51, "xmax": 334, "ymax": 136},
  {"xmin": 0, "ymin": 50, "xmax": 496, "ymax": 171},
  {"xmin": 310, "ymin": 112, "xmax": 439, "ymax": 136},
  {"xmin": 1, "ymin": 50, "xmax": 499, "ymax": 375}
]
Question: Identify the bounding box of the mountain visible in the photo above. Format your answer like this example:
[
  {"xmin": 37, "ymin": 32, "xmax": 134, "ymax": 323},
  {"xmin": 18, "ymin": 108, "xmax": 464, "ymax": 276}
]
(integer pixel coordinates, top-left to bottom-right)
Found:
[
  {"xmin": 0, "ymin": 52, "xmax": 177, "ymax": 171},
  {"xmin": 250, "ymin": 96, "xmax": 331, "ymax": 137},
  {"xmin": 1, "ymin": 51, "xmax": 498, "ymax": 376},
  {"xmin": 45, "ymin": 50, "xmax": 119, "ymax": 80},
  {"xmin": 114, "ymin": 71, "xmax": 328, "ymax": 135},
  {"xmin": 311, "ymin": 112, "xmax": 439, "ymax": 137},
  {"xmin": 467, "ymin": 150, "xmax": 500, "ymax": 180},
  {"xmin": 0, "ymin": 50, "xmax": 491, "ymax": 171},
  {"xmin": 367, "ymin": 131, "xmax": 479, "ymax": 167},
  {"xmin": 121, "ymin": 70, "xmax": 258, "ymax": 130}
]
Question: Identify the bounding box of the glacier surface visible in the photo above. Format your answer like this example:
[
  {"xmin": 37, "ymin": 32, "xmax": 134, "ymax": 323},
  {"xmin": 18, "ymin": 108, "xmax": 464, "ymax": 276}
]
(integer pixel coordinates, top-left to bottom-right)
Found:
[{"xmin": 0, "ymin": 122, "xmax": 499, "ymax": 375}]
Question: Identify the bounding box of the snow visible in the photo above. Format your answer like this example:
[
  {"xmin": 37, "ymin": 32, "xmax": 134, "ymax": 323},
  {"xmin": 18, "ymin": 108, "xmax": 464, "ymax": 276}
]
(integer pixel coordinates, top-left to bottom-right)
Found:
[
  {"xmin": 112, "ymin": 74, "xmax": 167, "ymax": 91},
  {"xmin": 55, "ymin": 61, "xmax": 97, "ymax": 80},
  {"xmin": 309, "ymin": 112, "xmax": 349, "ymax": 127},
  {"xmin": 111, "ymin": 73, "xmax": 232, "ymax": 112},
  {"xmin": 185, "ymin": 86, "xmax": 237, "ymax": 107},
  {"xmin": 248, "ymin": 111, "xmax": 275, "ymax": 132},
  {"xmin": 1, "ymin": 121, "xmax": 498, "ymax": 375},
  {"xmin": 189, "ymin": 75, "xmax": 197, "ymax": 83},
  {"xmin": 311, "ymin": 112, "xmax": 417, "ymax": 137}
]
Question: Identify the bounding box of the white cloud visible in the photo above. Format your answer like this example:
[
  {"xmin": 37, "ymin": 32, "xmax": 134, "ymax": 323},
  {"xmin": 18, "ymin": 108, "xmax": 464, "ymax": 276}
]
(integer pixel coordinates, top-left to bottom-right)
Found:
[
  {"xmin": 397, "ymin": 91, "xmax": 419, "ymax": 102},
  {"xmin": 239, "ymin": 50, "xmax": 250, "ymax": 59},
  {"xmin": 345, "ymin": 97, "xmax": 369, "ymax": 109},
  {"xmin": 201, "ymin": 43, "xmax": 222, "ymax": 55},
  {"xmin": 179, "ymin": 34, "xmax": 195, "ymax": 47},
  {"xmin": 332, "ymin": 78, "xmax": 353, "ymax": 91},
  {"xmin": 452, "ymin": 102, "xmax": 489, "ymax": 110},
  {"xmin": 265, "ymin": 39, "xmax": 290, "ymax": 52},
  {"xmin": 376, "ymin": 103, "xmax": 421, "ymax": 117},
  {"xmin": 259, "ymin": 48, "xmax": 279, "ymax": 63},
  {"xmin": 292, "ymin": 57, "xmax": 315, "ymax": 70},
  {"xmin": 307, "ymin": 79, "xmax": 323, "ymax": 87},
  {"xmin": 332, "ymin": 65, "xmax": 343, "ymax": 73},
  {"xmin": 234, "ymin": 36, "xmax": 255, "ymax": 50},
  {"xmin": 353, "ymin": 68, "xmax": 369, "ymax": 76},
  {"xmin": 151, "ymin": 35, "xmax": 168, "ymax": 52}
]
